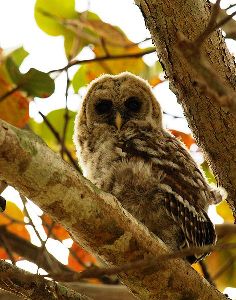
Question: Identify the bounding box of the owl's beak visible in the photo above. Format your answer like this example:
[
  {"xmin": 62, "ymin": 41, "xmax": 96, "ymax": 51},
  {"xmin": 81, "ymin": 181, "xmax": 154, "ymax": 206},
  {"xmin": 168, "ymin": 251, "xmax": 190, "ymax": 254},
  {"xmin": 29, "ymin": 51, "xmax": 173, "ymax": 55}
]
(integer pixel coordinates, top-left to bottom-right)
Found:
[{"xmin": 115, "ymin": 112, "xmax": 123, "ymax": 131}]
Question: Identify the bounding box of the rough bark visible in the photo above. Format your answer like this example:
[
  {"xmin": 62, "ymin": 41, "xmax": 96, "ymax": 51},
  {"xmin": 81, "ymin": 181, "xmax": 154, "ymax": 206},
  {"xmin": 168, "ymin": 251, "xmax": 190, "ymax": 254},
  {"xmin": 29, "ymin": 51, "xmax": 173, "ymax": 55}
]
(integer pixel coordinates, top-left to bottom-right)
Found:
[
  {"xmin": 0, "ymin": 119, "xmax": 227, "ymax": 299},
  {"xmin": 134, "ymin": 0, "xmax": 236, "ymax": 216},
  {"xmin": 0, "ymin": 260, "xmax": 90, "ymax": 300},
  {"xmin": 0, "ymin": 284, "xmax": 136, "ymax": 300}
]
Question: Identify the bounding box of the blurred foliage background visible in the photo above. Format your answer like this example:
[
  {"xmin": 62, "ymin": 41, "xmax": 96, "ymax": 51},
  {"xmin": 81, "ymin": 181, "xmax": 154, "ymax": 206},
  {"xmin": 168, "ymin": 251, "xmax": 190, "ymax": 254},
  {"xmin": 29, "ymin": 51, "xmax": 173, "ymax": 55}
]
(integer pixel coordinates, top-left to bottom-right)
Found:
[{"xmin": 0, "ymin": 0, "xmax": 235, "ymax": 296}]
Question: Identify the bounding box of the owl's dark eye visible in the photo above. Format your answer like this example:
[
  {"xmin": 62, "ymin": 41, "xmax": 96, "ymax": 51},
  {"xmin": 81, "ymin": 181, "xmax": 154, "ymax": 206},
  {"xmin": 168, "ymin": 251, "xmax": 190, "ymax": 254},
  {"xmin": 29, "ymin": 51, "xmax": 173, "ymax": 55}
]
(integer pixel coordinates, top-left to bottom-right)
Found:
[
  {"xmin": 125, "ymin": 97, "xmax": 142, "ymax": 113},
  {"xmin": 95, "ymin": 100, "xmax": 113, "ymax": 115}
]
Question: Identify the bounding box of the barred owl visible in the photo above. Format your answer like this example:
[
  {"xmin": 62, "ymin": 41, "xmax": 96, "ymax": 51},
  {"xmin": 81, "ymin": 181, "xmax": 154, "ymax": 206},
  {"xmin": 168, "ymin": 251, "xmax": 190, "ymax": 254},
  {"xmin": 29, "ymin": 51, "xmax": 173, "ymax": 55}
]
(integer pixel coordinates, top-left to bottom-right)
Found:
[{"xmin": 74, "ymin": 72, "xmax": 220, "ymax": 263}]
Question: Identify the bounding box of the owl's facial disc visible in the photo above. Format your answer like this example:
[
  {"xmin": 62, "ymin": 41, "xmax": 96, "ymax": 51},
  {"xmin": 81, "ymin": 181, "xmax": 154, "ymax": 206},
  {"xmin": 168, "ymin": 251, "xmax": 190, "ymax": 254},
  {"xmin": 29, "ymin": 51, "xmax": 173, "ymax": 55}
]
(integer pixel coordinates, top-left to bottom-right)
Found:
[{"xmin": 93, "ymin": 96, "xmax": 146, "ymax": 130}]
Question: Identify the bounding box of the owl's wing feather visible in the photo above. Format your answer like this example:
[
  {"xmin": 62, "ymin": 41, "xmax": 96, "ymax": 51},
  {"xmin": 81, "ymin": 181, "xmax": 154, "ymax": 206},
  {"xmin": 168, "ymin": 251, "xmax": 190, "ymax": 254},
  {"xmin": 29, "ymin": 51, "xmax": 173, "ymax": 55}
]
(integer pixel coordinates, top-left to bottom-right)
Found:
[
  {"xmin": 124, "ymin": 128, "xmax": 217, "ymax": 263},
  {"xmin": 163, "ymin": 189, "xmax": 216, "ymax": 263}
]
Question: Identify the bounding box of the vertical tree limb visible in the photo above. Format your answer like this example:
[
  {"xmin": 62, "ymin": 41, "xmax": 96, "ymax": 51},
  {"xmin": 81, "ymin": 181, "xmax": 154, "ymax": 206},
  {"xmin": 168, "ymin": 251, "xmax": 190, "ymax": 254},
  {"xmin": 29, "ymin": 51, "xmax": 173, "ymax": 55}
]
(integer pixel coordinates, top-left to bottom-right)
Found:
[{"xmin": 135, "ymin": 0, "xmax": 236, "ymax": 217}]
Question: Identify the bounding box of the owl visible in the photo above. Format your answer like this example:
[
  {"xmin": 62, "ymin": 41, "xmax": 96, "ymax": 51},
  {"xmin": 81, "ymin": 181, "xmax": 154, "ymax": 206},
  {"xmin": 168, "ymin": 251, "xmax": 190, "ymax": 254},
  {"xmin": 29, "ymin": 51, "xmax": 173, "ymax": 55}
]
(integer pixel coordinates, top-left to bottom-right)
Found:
[{"xmin": 73, "ymin": 72, "xmax": 221, "ymax": 263}]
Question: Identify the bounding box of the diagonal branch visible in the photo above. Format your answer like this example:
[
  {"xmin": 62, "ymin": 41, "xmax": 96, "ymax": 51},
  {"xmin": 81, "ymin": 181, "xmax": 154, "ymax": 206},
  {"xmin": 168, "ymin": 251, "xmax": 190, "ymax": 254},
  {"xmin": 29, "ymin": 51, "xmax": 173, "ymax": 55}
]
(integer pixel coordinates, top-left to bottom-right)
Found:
[
  {"xmin": 0, "ymin": 119, "xmax": 227, "ymax": 299},
  {"xmin": 0, "ymin": 260, "xmax": 91, "ymax": 300}
]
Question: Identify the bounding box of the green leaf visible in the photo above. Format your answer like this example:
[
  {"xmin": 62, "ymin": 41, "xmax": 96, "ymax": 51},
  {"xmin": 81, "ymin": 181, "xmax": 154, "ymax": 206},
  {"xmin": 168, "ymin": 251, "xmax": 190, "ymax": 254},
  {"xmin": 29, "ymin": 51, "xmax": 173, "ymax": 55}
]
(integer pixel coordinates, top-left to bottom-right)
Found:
[
  {"xmin": 10, "ymin": 47, "xmax": 29, "ymax": 67},
  {"xmin": 201, "ymin": 161, "xmax": 216, "ymax": 184},
  {"xmin": 19, "ymin": 69, "xmax": 55, "ymax": 98},
  {"xmin": 29, "ymin": 109, "xmax": 76, "ymax": 148},
  {"xmin": 72, "ymin": 65, "xmax": 87, "ymax": 93},
  {"xmin": 34, "ymin": 0, "xmax": 77, "ymax": 36},
  {"xmin": 64, "ymin": 31, "xmax": 87, "ymax": 60},
  {"xmin": 6, "ymin": 58, "xmax": 55, "ymax": 98},
  {"xmin": 5, "ymin": 57, "xmax": 22, "ymax": 83}
]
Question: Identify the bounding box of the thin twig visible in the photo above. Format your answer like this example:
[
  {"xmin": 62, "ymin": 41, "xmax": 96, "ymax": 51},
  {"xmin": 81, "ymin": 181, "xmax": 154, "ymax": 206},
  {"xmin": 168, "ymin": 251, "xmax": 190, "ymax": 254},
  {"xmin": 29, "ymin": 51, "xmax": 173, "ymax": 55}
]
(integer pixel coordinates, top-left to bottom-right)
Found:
[
  {"xmin": 0, "ymin": 233, "xmax": 16, "ymax": 265},
  {"xmin": 61, "ymin": 69, "xmax": 70, "ymax": 158},
  {"xmin": 212, "ymin": 10, "xmax": 236, "ymax": 33},
  {"xmin": 21, "ymin": 195, "xmax": 44, "ymax": 244},
  {"xmin": 67, "ymin": 244, "xmax": 88, "ymax": 270},
  {"xmin": 0, "ymin": 86, "xmax": 20, "ymax": 102},
  {"xmin": 163, "ymin": 111, "xmax": 183, "ymax": 119},
  {"xmin": 177, "ymin": 0, "xmax": 236, "ymax": 111},
  {"xmin": 0, "ymin": 260, "xmax": 91, "ymax": 300},
  {"xmin": 43, "ymin": 222, "xmax": 88, "ymax": 269},
  {"xmin": 100, "ymin": 38, "xmax": 110, "ymax": 57},
  {"xmin": 195, "ymin": 0, "xmax": 236, "ymax": 46},
  {"xmin": 48, "ymin": 48, "xmax": 155, "ymax": 74},
  {"xmin": 195, "ymin": 0, "xmax": 221, "ymax": 46},
  {"xmin": 226, "ymin": 4, "xmax": 236, "ymax": 11},
  {"xmin": 199, "ymin": 260, "xmax": 215, "ymax": 286},
  {"xmin": 43, "ymin": 242, "xmax": 236, "ymax": 282},
  {"xmin": 36, "ymin": 220, "xmax": 56, "ymax": 274},
  {"xmin": 212, "ymin": 253, "xmax": 236, "ymax": 280},
  {"xmin": 0, "ymin": 226, "xmax": 74, "ymax": 275},
  {"xmin": 38, "ymin": 111, "xmax": 81, "ymax": 173}
]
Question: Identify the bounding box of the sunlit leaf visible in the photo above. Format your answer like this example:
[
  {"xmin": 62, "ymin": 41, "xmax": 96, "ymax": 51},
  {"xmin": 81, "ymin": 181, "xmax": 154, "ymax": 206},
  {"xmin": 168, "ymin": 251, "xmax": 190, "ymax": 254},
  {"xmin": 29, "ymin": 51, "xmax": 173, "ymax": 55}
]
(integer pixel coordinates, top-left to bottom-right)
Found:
[
  {"xmin": 0, "ymin": 52, "xmax": 29, "ymax": 128},
  {"xmin": 0, "ymin": 247, "xmax": 8, "ymax": 260},
  {"xmin": 192, "ymin": 262, "xmax": 204, "ymax": 276},
  {"xmin": 35, "ymin": 0, "xmax": 77, "ymax": 36},
  {"xmin": 205, "ymin": 234, "xmax": 236, "ymax": 290},
  {"xmin": 169, "ymin": 129, "xmax": 195, "ymax": 149},
  {"xmin": 68, "ymin": 242, "xmax": 97, "ymax": 272},
  {"xmin": 35, "ymin": 0, "xmax": 81, "ymax": 58},
  {"xmin": 79, "ymin": 16, "xmax": 132, "ymax": 47},
  {"xmin": 0, "ymin": 91, "xmax": 29, "ymax": 128},
  {"xmin": 6, "ymin": 58, "xmax": 55, "ymax": 98},
  {"xmin": 141, "ymin": 60, "xmax": 163, "ymax": 87},
  {"xmin": 72, "ymin": 45, "xmax": 153, "ymax": 91},
  {"xmin": 72, "ymin": 65, "xmax": 87, "ymax": 93},
  {"xmin": 10, "ymin": 47, "xmax": 29, "ymax": 67},
  {"xmin": 5, "ymin": 57, "xmax": 22, "ymax": 83},
  {"xmin": 0, "ymin": 201, "xmax": 30, "ymax": 240},
  {"xmin": 201, "ymin": 161, "xmax": 217, "ymax": 184},
  {"xmin": 216, "ymin": 200, "xmax": 234, "ymax": 223},
  {"xmin": 42, "ymin": 214, "xmax": 70, "ymax": 240},
  {"xmin": 29, "ymin": 109, "xmax": 76, "ymax": 150},
  {"xmin": 35, "ymin": 2, "xmax": 147, "ymax": 60},
  {"xmin": 148, "ymin": 76, "xmax": 163, "ymax": 87}
]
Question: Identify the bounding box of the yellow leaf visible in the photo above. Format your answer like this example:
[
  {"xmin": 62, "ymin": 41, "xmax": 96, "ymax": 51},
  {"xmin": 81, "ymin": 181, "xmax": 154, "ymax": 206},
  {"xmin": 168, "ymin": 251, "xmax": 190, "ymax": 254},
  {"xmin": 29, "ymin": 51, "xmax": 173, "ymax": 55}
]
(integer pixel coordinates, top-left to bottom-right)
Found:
[
  {"xmin": 216, "ymin": 200, "xmax": 234, "ymax": 223},
  {"xmin": 0, "ymin": 201, "xmax": 30, "ymax": 240}
]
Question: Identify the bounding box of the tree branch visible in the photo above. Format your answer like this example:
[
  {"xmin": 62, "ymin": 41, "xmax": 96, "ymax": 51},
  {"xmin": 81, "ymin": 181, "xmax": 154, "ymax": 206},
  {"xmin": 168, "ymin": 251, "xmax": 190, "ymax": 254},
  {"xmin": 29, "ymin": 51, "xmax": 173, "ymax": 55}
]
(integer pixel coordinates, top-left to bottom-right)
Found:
[
  {"xmin": 48, "ymin": 48, "xmax": 155, "ymax": 74},
  {"xmin": 135, "ymin": 0, "xmax": 236, "ymax": 218},
  {"xmin": 0, "ymin": 260, "xmax": 91, "ymax": 300},
  {"xmin": 0, "ymin": 283, "xmax": 136, "ymax": 300},
  {"xmin": 0, "ymin": 119, "xmax": 227, "ymax": 299}
]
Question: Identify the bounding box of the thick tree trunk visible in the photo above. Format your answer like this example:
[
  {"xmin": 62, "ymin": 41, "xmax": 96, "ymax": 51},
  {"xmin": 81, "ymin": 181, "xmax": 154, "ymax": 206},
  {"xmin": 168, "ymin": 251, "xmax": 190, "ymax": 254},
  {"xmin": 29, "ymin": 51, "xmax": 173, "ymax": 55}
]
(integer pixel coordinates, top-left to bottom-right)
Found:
[
  {"xmin": 0, "ymin": 119, "xmax": 227, "ymax": 299},
  {"xmin": 135, "ymin": 0, "xmax": 236, "ymax": 216}
]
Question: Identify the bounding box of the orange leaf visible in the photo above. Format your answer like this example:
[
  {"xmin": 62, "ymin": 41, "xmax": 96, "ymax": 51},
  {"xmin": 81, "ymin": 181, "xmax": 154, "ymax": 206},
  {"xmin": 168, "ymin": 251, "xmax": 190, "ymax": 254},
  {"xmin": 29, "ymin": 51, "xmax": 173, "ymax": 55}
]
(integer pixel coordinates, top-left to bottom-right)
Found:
[
  {"xmin": 0, "ymin": 247, "xmax": 8, "ymax": 260},
  {"xmin": 0, "ymin": 201, "xmax": 30, "ymax": 241},
  {"xmin": 192, "ymin": 262, "xmax": 204, "ymax": 276},
  {"xmin": 42, "ymin": 214, "xmax": 70, "ymax": 240},
  {"xmin": 149, "ymin": 77, "xmax": 163, "ymax": 87},
  {"xmin": 0, "ymin": 52, "xmax": 29, "ymax": 128},
  {"xmin": 169, "ymin": 129, "xmax": 195, "ymax": 149},
  {"xmin": 68, "ymin": 242, "xmax": 97, "ymax": 272}
]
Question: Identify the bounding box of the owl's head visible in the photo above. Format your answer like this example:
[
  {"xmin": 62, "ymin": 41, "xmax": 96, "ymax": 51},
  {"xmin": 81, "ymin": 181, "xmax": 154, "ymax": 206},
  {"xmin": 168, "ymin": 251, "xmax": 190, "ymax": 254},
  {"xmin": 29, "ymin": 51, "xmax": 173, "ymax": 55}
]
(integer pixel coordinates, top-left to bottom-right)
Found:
[{"xmin": 77, "ymin": 72, "xmax": 162, "ymax": 132}]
